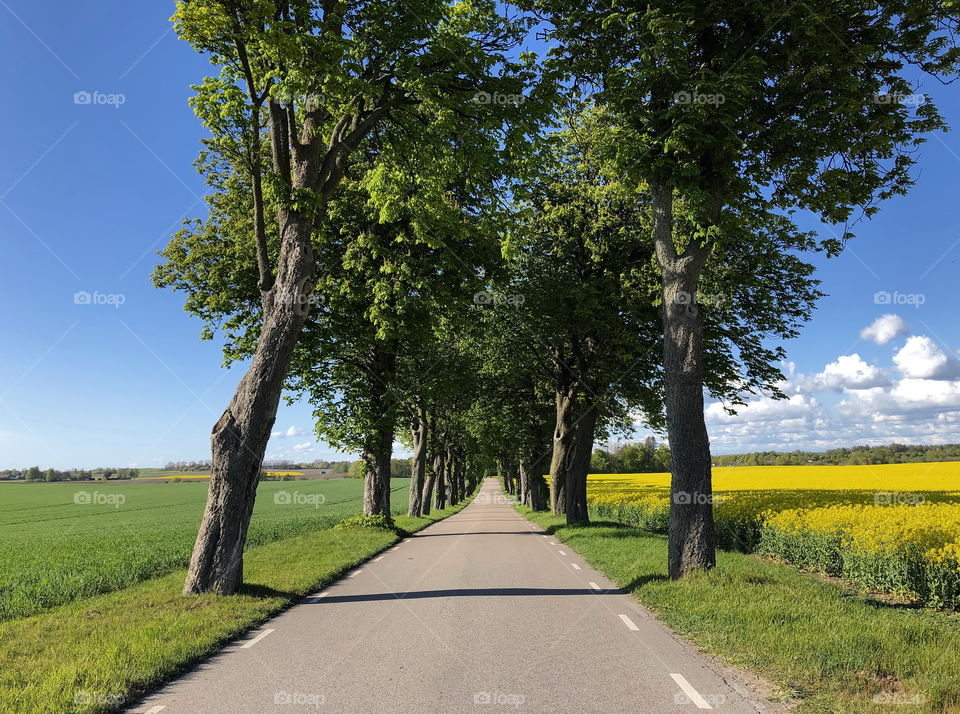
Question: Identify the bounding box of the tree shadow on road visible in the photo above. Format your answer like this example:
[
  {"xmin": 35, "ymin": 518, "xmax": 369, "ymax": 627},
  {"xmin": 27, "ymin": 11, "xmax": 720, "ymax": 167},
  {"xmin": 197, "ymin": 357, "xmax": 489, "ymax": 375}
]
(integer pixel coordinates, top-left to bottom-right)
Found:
[{"xmin": 310, "ymin": 586, "xmax": 630, "ymax": 603}]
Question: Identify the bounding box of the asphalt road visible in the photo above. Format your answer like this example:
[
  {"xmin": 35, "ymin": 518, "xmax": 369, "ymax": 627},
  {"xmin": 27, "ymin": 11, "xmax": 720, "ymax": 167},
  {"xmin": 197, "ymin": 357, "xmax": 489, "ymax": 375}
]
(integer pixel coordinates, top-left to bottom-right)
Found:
[{"xmin": 130, "ymin": 478, "xmax": 775, "ymax": 714}]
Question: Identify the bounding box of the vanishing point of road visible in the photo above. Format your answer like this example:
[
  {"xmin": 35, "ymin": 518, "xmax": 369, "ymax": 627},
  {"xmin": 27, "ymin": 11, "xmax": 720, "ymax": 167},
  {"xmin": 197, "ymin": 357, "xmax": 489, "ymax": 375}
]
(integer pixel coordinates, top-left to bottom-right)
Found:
[{"xmin": 131, "ymin": 478, "xmax": 775, "ymax": 713}]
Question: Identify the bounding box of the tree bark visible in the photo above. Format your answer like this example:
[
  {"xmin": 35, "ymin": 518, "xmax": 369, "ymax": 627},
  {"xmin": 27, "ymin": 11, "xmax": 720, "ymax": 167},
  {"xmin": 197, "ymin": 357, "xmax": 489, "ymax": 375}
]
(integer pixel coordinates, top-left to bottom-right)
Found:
[
  {"xmin": 362, "ymin": 422, "xmax": 393, "ymax": 517},
  {"xmin": 550, "ymin": 382, "xmax": 597, "ymax": 523},
  {"xmin": 362, "ymin": 343, "xmax": 396, "ymax": 517},
  {"xmin": 407, "ymin": 406, "xmax": 427, "ymax": 516},
  {"xmin": 652, "ymin": 180, "xmax": 716, "ymax": 579},
  {"xmin": 521, "ymin": 461, "xmax": 548, "ymax": 511},
  {"xmin": 433, "ymin": 448, "xmax": 447, "ymax": 510},
  {"xmin": 183, "ymin": 209, "xmax": 315, "ymax": 595}
]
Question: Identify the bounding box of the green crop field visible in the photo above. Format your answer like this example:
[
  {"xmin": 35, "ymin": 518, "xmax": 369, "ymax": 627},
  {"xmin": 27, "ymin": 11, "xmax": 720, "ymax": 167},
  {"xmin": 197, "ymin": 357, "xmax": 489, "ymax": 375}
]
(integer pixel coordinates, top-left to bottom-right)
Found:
[{"xmin": 0, "ymin": 478, "xmax": 410, "ymax": 622}]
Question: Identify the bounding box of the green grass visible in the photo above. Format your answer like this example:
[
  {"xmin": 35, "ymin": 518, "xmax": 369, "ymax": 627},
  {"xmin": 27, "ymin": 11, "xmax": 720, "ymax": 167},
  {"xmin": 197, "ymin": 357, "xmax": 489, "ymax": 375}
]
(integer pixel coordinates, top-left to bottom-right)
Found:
[
  {"xmin": 0, "ymin": 498, "xmax": 470, "ymax": 714},
  {"xmin": 517, "ymin": 507, "xmax": 960, "ymax": 714},
  {"xmin": 0, "ymin": 478, "xmax": 411, "ymax": 621}
]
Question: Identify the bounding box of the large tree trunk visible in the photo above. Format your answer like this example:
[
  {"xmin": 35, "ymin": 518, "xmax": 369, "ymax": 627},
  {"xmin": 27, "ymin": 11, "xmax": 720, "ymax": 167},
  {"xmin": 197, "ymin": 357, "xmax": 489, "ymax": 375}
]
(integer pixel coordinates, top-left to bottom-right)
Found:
[
  {"xmin": 563, "ymin": 404, "xmax": 596, "ymax": 524},
  {"xmin": 183, "ymin": 210, "xmax": 315, "ymax": 595},
  {"xmin": 652, "ymin": 180, "xmax": 716, "ymax": 579},
  {"xmin": 521, "ymin": 460, "xmax": 548, "ymax": 511},
  {"xmin": 362, "ymin": 343, "xmax": 396, "ymax": 517},
  {"xmin": 362, "ymin": 422, "xmax": 394, "ymax": 517},
  {"xmin": 433, "ymin": 451, "xmax": 447, "ymax": 510},
  {"xmin": 420, "ymin": 465, "xmax": 436, "ymax": 516},
  {"xmin": 549, "ymin": 387, "xmax": 574, "ymax": 514},
  {"xmin": 550, "ymin": 383, "xmax": 597, "ymax": 523},
  {"xmin": 407, "ymin": 407, "xmax": 427, "ymax": 516}
]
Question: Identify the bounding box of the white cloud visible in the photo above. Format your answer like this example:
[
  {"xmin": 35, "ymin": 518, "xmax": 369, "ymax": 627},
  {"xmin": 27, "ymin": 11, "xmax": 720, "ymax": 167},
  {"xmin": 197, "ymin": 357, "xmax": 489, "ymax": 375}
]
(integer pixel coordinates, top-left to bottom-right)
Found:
[
  {"xmin": 269, "ymin": 426, "xmax": 308, "ymax": 439},
  {"xmin": 688, "ymin": 328, "xmax": 960, "ymax": 453},
  {"xmin": 794, "ymin": 354, "xmax": 889, "ymax": 392},
  {"xmin": 706, "ymin": 393, "xmax": 822, "ymax": 424},
  {"xmin": 893, "ymin": 336, "xmax": 960, "ymax": 380},
  {"xmin": 292, "ymin": 442, "xmax": 313, "ymax": 451},
  {"xmin": 861, "ymin": 314, "xmax": 910, "ymax": 345}
]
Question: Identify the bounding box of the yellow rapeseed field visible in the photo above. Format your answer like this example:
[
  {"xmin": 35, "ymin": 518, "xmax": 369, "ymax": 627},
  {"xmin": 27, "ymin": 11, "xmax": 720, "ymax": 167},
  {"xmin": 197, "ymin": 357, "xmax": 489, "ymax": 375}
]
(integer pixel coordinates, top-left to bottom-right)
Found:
[{"xmin": 587, "ymin": 463, "xmax": 960, "ymax": 607}]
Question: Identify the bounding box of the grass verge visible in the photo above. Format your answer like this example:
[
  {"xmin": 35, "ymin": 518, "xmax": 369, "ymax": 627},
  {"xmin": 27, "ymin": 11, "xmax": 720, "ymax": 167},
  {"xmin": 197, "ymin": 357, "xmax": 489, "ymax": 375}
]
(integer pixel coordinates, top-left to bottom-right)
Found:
[
  {"xmin": 516, "ymin": 507, "xmax": 960, "ymax": 714},
  {"xmin": 0, "ymin": 499, "xmax": 471, "ymax": 714}
]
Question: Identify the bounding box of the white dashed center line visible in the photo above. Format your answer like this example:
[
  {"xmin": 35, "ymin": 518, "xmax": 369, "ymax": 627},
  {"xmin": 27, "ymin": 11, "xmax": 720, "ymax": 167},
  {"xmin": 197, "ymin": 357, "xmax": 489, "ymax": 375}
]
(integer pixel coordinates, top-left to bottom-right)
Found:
[
  {"xmin": 348, "ymin": 570, "xmax": 362, "ymax": 578},
  {"xmin": 670, "ymin": 673, "xmax": 713, "ymax": 709},
  {"xmin": 240, "ymin": 628, "xmax": 275, "ymax": 649},
  {"xmin": 571, "ymin": 563, "xmax": 581, "ymax": 570},
  {"xmin": 589, "ymin": 582, "xmax": 601, "ymax": 591},
  {"xmin": 618, "ymin": 614, "xmax": 640, "ymax": 631},
  {"xmin": 558, "ymin": 550, "xmax": 567, "ymax": 556}
]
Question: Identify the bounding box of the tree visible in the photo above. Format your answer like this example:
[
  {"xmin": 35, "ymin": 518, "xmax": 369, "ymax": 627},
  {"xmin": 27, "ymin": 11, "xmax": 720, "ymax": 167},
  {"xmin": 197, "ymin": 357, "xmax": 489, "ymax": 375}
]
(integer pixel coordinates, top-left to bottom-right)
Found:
[
  {"xmin": 533, "ymin": 0, "xmax": 957, "ymax": 576},
  {"xmin": 159, "ymin": 0, "xmax": 536, "ymax": 594},
  {"xmin": 506, "ymin": 108, "xmax": 665, "ymax": 523}
]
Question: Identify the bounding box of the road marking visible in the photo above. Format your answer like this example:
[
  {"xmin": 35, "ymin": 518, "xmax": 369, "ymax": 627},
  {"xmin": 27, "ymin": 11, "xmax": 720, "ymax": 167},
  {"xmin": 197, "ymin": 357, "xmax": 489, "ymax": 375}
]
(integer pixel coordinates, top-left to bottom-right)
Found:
[
  {"xmin": 558, "ymin": 550, "xmax": 567, "ymax": 556},
  {"xmin": 618, "ymin": 614, "xmax": 640, "ymax": 631},
  {"xmin": 373, "ymin": 556, "xmax": 384, "ymax": 562},
  {"xmin": 145, "ymin": 707, "xmax": 165, "ymax": 714},
  {"xmin": 550, "ymin": 541, "xmax": 557, "ymax": 545},
  {"xmin": 305, "ymin": 592, "xmax": 329, "ymax": 604},
  {"xmin": 670, "ymin": 673, "xmax": 713, "ymax": 709},
  {"xmin": 240, "ymin": 628, "xmax": 275, "ymax": 649},
  {"xmin": 348, "ymin": 570, "xmax": 362, "ymax": 578},
  {"xmin": 589, "ymin": 582, "xmax": 601, "ymax": 591},
  {"xmin": 571, "ymin": 563, "xmax": 581, "ymax": 570}
]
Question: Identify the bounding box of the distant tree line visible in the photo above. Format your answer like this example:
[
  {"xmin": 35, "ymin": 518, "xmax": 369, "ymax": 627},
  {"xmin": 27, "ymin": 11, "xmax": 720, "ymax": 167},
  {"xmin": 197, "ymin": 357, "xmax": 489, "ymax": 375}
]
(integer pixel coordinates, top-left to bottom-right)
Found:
[
  {"xmin": 590, "ymin": 438, "xmax": 672, "ymax": 474},
  {"xmin": 162, "ymin": 459, "xmax": 352, "ymax": 472},
  {"xmin": 346, "ymin": 459, "xmax": 413, "ymax": 479},
  {"xmin": 0, "ymin": 467, "xmax": 140, "ymax": 482},
  {"xmin": 714, "ymin": 444, "xmax": 960, "ymax": 467}
]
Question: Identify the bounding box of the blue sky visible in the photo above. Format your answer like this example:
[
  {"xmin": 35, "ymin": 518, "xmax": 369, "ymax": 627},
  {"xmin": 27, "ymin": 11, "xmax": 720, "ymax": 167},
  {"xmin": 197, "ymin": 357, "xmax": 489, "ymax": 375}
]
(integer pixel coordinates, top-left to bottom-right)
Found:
[{"xmin": 2, "ymin": 2, "xmax": 960, "ymax": 469}]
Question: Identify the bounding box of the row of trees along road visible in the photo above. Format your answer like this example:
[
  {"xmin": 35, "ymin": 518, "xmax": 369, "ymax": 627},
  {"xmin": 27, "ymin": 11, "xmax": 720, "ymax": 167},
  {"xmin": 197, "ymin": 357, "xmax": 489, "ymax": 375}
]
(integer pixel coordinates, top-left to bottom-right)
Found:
[{"xmin": 156, "ymin": 0, "xmax": 960, "ymax": 594}]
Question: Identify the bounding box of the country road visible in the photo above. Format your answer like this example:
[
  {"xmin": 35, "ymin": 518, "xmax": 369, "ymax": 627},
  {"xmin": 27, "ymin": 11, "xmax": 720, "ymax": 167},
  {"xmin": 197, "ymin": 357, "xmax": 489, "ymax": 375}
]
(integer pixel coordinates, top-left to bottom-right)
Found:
[{"xmin": 130, "ymin": 479, "xmax": 774, "ymax": 713}]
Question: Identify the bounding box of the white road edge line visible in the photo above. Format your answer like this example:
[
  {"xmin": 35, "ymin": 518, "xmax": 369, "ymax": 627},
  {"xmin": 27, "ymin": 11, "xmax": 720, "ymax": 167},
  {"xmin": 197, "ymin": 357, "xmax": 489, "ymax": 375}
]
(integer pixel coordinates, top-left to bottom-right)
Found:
[
  {"xmin": 373, "ymin": 556, "xmax": 384, "ymax": 562},
  {"xmin": 670, "ymin": 673, "xmax": 714, "ymax": 710},
  {"xmin": 145, "ymin": 707, "xmax": 166, "ymax": 714},
  {"xmin": 348, "ymin": 570, "xmax": 362, "ymax": 578},
  {"xmin": 571, "ymin": 563, "xmax": 581, "ymax": 570},
  {"xmin": 558, "ymin": 550, "xmax": 567, "ymax": 556},
  {"xmin": 305, "ymin": 592, "xmax": 329, "ymax": 603},
  {"xmin": 589, "ymin": 582, "xmax": 601, "ymax": 591},
  {"xmin": 618, "ymin": 614, "xmax": 640, "ymax": 631},
  {"xmin": 240, "ymin": 628, "xmax": 275, "ymax": 649}
]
